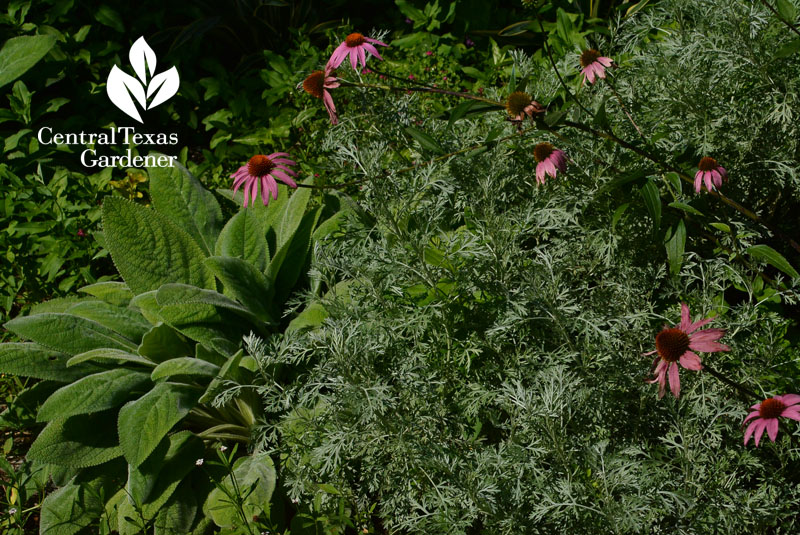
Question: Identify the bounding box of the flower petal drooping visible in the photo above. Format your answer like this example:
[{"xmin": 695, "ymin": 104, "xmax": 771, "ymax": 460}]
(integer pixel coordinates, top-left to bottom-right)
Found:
[
  {"xmin": 506, "ymin": 91, "xmax": 545, "ymax": 123},
  {"xmin": 303, "ymin": 65, "xmax": 340, "ymax": 125},
  {"xmin": 743, "ymin": 395, "xmax": 800, "ymax": 447},
  {"xmin": 327, "ymin": 32, "xmax": 388, "ymax": 71},
  {"xmin": 231, "ymin": 153, "xmax": 298, "ymax": 207},
  {"xmin": 533, "ymin": 142, "xmax": 567, "ymax": 185},
  {"xmin": 579, "ymin": 49, "xmax": 613, "ymax": 85},
  {"xmin": 694, "ymin": 157, "xmax": 728, "ymax": 193},
  {"xmin": 645, "ymin": 302, "xmax": 729, "ymax": 399}
]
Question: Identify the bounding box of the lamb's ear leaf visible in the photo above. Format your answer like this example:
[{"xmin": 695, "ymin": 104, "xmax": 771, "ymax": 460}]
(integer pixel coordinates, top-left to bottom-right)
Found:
[
  {"xmin": 27, "ymin": 412, "xmax": 123, "ymax": 468},
  {"xmin": 214, "ymin": 209, "xmax": 268, "ymax": 271},
  {"xmin": 204, "ymin": 256, "xmax": 274, "ymax": 324},
  {"xmin": 0, "ymin": 342, "xmax": 103, "ymax": 382},
  {"xmin": 102, "ymin": 197, "xmax": 215, "ymax": 295},
  {"xmin": 4, "ymin": 313, "xmax": 138, "ymax": 354},
  {"xmin": 117, "ymin": 383, "xmax": 201, "ymax": 468},
  {"xmin": 40, "ymin": 468, "xmax": 119, "ymax": 535},
  {"xmin": 148, "ymin": 157, "xmax": 222, "ymax": 256}
]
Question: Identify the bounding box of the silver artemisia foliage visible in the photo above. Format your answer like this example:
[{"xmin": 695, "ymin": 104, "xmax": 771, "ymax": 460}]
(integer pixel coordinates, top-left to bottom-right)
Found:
[{"xmin": 234, "ymin": 0, "xmax": 800, "ymax": 532}]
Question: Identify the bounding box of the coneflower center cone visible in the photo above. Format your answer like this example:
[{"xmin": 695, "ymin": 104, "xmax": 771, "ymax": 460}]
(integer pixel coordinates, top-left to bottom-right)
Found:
[
  {"xmin": 698, "ymin": 157, "xmax": 718, "ymax": 171},
  {"xmin": 580, "ymin": 49, "xmax": 602, "ymax": 68},
  {"xmin": 533, "ymin": 142, "xmax": 555, "ymax": 162},
  {"xmin": 759, "ymin": 398, "xmax": 786, "ymax": 419},
  {"xmin": 303, "ymin": 71, "xmax": 325, "ymax": 99},
  {"xmin": 506, "ymin": 91, "xmax": 532, "ymax": 117},
  {"xmin": 655, "ymin": 328, "xmax": 690, "ymax": 362},
  {"xmin": 248, "ymin": 155, "xmax": 275, "ymax": 177},
  {"xmin": 345, "ymin": 33, "xmax": 366, "ymax": 47}
]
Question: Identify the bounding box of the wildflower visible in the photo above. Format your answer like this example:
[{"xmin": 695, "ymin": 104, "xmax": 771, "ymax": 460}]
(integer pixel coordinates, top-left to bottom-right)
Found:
[
  {"xmin": 579, "ymin": 49, "xmax": 613, "ymax": 85},
  {"xmin": 465, "ymin": 37, "xmax": 475, "ymax": 47},
  {"xmin": 694, "ymin": 157, "xmax": 728, "ymax": 193},
  {"xmin": 443, "ymin": 76, "xmax": 448, "ymax": 81},
  {"xmin": 231, "ymin": 153, "xmax": 298, "ymax": 207},
  {"xmin": 425, "ymin": 50, "xmax": 433, "ymax": 56},
  {"xmin": 743, "ymin": 395, "xmax": 800, "ymax": 446},
  {"xmin": 405, "ymin": 17, "xmax": 412, "ymax": 24},
  {"xmin": 77, "ymin": 228, "xmax": 86, "ymax": 237},
  {"xmin": 9, "ymin": 508, "xmax": 17, "ymax": 515},
  {"xmin": 506, "ymin": 91, "xmax": 544, "ymax": 122},
  {"xmin": 195, "ymin": 458, "xmax": 204, "ymax": 466},
  {"xmin": 533, "ymin": 143, "xmax": 567, "ymax": 185},
  {"xmin": 219, "ymin": 445, "xmax": 228, "ymax": 452},
  {"xmin": 408, "ymin": 74, "xmax": 415, "ymax": 80},
  {"xmin": 327, "ymin": 33, "xmax": 388, "ymax": 71},
  {"xmin": 302, "ymin": 66, "xmax": 340, "ymax": 125},
  {"xmin": 644, "ymin": 303, "xmax": 729, "ymax": 399}
]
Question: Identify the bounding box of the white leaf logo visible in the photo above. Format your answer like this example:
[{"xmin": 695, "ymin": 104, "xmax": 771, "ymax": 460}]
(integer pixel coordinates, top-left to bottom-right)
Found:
[{"xmin": 106, "ymin": 36, "xmax": 180, "ymax": 123}]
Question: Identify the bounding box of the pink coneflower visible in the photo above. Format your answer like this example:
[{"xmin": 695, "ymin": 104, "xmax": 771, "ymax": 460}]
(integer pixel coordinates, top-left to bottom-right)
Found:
[
  {"xmin": 327, "ymin": 32, "xmax": 388, "ymax": 71},
  {"xmin": 506, "ymin": 91, "xmax": 545, "ymax": 123},
  {"xmin": 533, "ymin": 143, "xmax": 567, "ymax": 185},
  {"xmin": 77, "ymin": 228, "xmax": 86, "ymax": 238},
  {"xmin": 425, "ymin": 50, "xmax": 433, "ymax": 56},
  {"xmin": 743, "ymin": 395, "xmax": 800, "ymax": 446},
  {"xmin": 694, "ymin": 157, "xmax": 728, "ymax": 193},
  {"xmin": 302, "ymin": 67, "xmax": 340, "ymax": 125},
  {"xmin": 579, "ymin": 49, "xmax": 613, "ymax": 85},
  {"xmin": 231, "ymin": 153, "xmax": 298, "ymax": 207},
  {"xmin": 644, "ymin": 303, "xmax": 729, "ymax": 399}
]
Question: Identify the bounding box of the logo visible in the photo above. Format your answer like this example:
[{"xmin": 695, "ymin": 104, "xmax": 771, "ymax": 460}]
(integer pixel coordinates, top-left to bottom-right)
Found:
[{"xmin": 106, "ymin": 36, "xmax": 180, "ymax": 123}]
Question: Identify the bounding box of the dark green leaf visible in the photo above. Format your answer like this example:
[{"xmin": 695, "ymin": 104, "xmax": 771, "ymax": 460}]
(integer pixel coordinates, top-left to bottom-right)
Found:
[{"xmin": 747, "ymin": 245, "xmax": 799, "ymax": 279}]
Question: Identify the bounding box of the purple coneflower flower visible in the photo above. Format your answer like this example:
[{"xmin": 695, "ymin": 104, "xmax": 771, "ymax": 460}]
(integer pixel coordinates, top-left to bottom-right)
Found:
[
  {"xmin": 506, "ymin": 91, "xmax": 545, "ymax": 122},
  {"xmin": 744, "ymin": 395, "xmax": 800, "ymax": 446},
  {"xmin": 579, "ymin": 49, "xmax": 613, "ymax": 85},
  {"xmin": 327, "ymin": 33, "xmax": 388, "ymax": 71},
  {"xmin": 302, "ymin": 66, "xmax": 340, "ymax": 125},
  {"xmin": 533, "ymin": 143, "xmax": 566, "ymax": 185},
  {"xmin": 694, "ymin": 157, "xmax": 728, "ymax": 193},
  {"xmin": 231, "ymin": 153, "xmax": 298, "ymax": 207},
  {"xmin": 425, "ymin": 50, "xmax": 433, "ymax": 56},
  {"xmin": 644, "ymin": 303, "xmax": 729, "ymax": 399}
]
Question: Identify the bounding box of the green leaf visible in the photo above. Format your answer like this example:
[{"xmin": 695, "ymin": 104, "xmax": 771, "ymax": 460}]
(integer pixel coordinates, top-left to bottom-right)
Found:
[
  {"xmin": 126, "ymin": 431, "xmax": 204, "ymax": 512},
  {"xmin": 156, "ymin": 283, "xmax": 265, "ymax": 328},
  {"xmin": 79, "ymin": 281, "xmax": 134, "ymax": 307},
  {"xmin": 37, "ymin": 369, "xmax": 152, "ymax": 421},
  {"xmin": 28, "ymin": 412, "xmax": 123, "ymax": 468},
  {"xmin": 668, "ymin": 202, "xmax": 704, "ymax": 216},
  {"xmin": 0, "ymin": 342, "xmax": 101, "ymax": 382},
  {"xmin": 214, "ymin": 209, "xmax": 268, "ymax": 271},
  {"xmin": 0, "ymin": 381, "xmax": 61, "ymax": 429},
  {"xmin": 775, "ymin": 37, "xmax": 800, "ymax": 58},
  {"xmin": 665, "ymin": 220, "xmax": 686, "ymax": 276},
  {"xmin": 65, "ymin": 300, "xmax": 150, "ymax": 342},
  {"xmin": 102, "ymin": 198, "xmax": 216, "ymax": 295},
  {"xmin": 204, "ymin": 256, "xmax": 274, "ymax": 323},
  {"xmin": 138, "ymin": 323, "xmax": 193, "ymax": 364},
  {"xmin": 271, "ymin": 207, "xmax": 322, "ymax": 306},
  {"xmin": 40, "ymin": 471, "xmax": 115, "ymax": 535},
  {"xmin": 0, "ymin": 35, "xmax": 57, "ymax": 89},
  {"xmin": 67, "ymin": 348, "xmax": 155, "ymax": 367},
  {"xmin": 149, "ymin": 158, "xmax": 223, "ymax": 256},
  {"xmin": 498, "ymin": 20, "xmax": 535, "ymax": 36},
  {"xmin": 153, "ymin": 479, "xmax": 198, "ymax": 535},
  {"xmin": 94, "ymin": 5, "xmax": 124, "ymax": 32},
  {"xmin": 610, "ymin": 203, "xmax": 630, "ymax": 231},
  {"xmin": 117, "ymin": 383, "xmax": 201, "ymax": 467},
  {"xmin": 205, "ymin": 453, "xmax": 276, "ymax": 529},
  {"xmin": 151, "ymin": 357, "xmax": 219, "ymax": 382},
  {"xmin": 200, "ymin": 350, "xmax": 243, "ymax": 404},
  {"xmin": 747, "ymin": 245, "xmax": 800, "ymax": 279},
  {"xmin": 274, "ymin": 181, "xmax": 312, "ymax": 250},
  {"xmin": 287, "ymin": 302, "xmax": 328, "ymax": 333},
  {"xmin": 710, "ymin": 222, "xmax": 731, "ymax": 233},
  {"xmin": 5, "ymin": 313, "xmax": 137, "ymax": 354},
  {"xmin": 776, "ymin": 0, "xmax": 797, "ymax": 21},
  {"xmin": 664, "ymin": 172, "xmax": 682, "ymax": 194},
  {"xmin": 639, "ymin": 179, "xmax": 662, "ymax": 236},
  {"xmin": 447, "ymin": 100, "xmax": 478, "ymax": 128},
  {"xmin": 404, "ymin": 126, "xmax": 445, "ymax": 154}
]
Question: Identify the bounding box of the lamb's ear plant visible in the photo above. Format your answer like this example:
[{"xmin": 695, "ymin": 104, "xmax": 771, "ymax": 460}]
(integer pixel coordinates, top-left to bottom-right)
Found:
[{"xmin": 0, "ymin": 155, "xmax": 343, "ymax": 534}]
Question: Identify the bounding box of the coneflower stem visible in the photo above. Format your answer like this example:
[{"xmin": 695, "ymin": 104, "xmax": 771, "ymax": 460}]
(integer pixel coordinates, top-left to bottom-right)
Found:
[
  {"xmin": 702, "ymin": 363, "xmax": 760, "ymax": 400},
  {"xmin": 757, "ymin": 0, "xmax": 800, "ymax": 39},
  {"xmin": 604, "ymin": 78, "xmax": 646, "ymax": 141},
  {"xmin": 534, "ymin": 10, "xmax": 594, "ymax": 118}
]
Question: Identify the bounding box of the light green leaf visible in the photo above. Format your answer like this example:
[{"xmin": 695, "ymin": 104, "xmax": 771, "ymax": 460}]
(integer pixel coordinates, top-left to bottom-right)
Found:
[
  {"xmin": 271, "ymin": 207, "xmax": 322, "ymax": 305},
  {"xmin": 205, "ymin": 453, "xmax": 276, "ymax": 529},
  {"xmin": 117, "ymin": 383, "xmax": 201, "ymax": 467},
  {"xmin": 156, "ymin": 283, "xmax": 265, "ymax": 327},
  {"xmin": 287, "ymin": 302, "xmax": 328, "ymax": 333},
  {"xmin": 40, "ymin": 472, "xmax": 113, "ymax": 535},
  {"xmin": 0, "ymin": 35, "xmax": 57, "ymax": 89},
  {"xmin": 204, "ymin": 256, "xmax": 274, "ymax": 323},
  {"xmin": 68, "ymin": 348, "xmax": 155, "ymax": 367},
  {"xmin": 151, "ymin": 357, "xmax": 219, "ymax": 382},
  {"xmin": 665, "ymin": 220, "xmax": 686, "ymax": 276},
  {"xmin": 0, "ymin": 342, "xmax": 101, "ymax": 382},
  {"xmin": 79, "ymin": 281, "xmax": 134, "ymax": 307},
  {"xmin": 214, "ymin": 209, "xmax": 268, "ymax": 271},
  {"xmin": 200, "ymin": 350, "xmax": 243, "ymax": 404},
  {"xmin": 65, "ymin": 300, "xmax": 150, "ymax": 342},
  {"xmin": 404, "ymin": 126, "xmax": 445, "ymax": 154},
  {"xmin": 102, "ymin": 198, "xmax": 215, "ymax": 295},
  {"xmin": 5, "ymin": 313, "xmax": 137, "ymax": 354},
  {"xmin": 639, "ymin": 179, "xmax": 661, "ymax": 236},
  {"xmin": 149, "ymin": 158, "xmax": 223, "ymax": 256},
  {"xmin": 275, "ymin": 181, "xmax": 312, "ymax": 250},
  {"xmin": 28, "ymin": 412, "xmax": 123, "ymax": 468},
  {"xmin": 747, "ymin": 244, "xmax": 800, "ymax": 279},
  {"xmin": 668, "ymin": 201, "xmax": 704, "ymax": 216},
  {"xmin": 37, "ymin": 369, "xmax": 151, "ymax": 421},
  {"xmin": 137, "ymin": 322, "xmax": 193, "ymax": 363}
]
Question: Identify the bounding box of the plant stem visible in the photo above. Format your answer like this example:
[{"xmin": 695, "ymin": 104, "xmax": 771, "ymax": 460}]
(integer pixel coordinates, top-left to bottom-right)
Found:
[
  {"xmin": 702, "ymin": 362, "xmax": 760, "ymax": 400},
  {"xmin": 757, "ymin": 0, "xmax": 800, "ymax": 38},
  {"xmin": 604, "ymin": 78, "xmax": 646, "ymax": 140}
]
